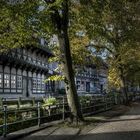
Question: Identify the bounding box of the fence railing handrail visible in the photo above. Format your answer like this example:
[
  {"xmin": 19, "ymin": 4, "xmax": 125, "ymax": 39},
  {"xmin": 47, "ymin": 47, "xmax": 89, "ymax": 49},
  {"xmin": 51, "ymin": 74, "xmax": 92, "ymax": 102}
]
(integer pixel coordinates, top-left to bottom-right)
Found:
[{"xmin": 0, "ymin": 93, "xmax": 140, "ymax": 137}]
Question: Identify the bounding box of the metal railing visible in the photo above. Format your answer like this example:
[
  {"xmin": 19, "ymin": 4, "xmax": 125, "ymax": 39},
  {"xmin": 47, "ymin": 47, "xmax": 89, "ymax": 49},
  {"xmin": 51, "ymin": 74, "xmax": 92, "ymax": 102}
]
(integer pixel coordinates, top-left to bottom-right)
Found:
[
  {"xmin": 0, "ymin": 96, "xmax": 69, "ymax": 137},
  {"xmin": 0, "ymin": 93, "xmax": 140, "ymax": 137}
]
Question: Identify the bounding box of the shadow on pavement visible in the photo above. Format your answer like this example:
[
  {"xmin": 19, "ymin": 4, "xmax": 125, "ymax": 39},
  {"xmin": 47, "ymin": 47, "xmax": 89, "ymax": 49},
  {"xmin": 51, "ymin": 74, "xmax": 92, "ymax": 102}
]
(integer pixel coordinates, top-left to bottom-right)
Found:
[{"xmin": 7, "ymin": 130, "xmax": 140, "ymax": 140}]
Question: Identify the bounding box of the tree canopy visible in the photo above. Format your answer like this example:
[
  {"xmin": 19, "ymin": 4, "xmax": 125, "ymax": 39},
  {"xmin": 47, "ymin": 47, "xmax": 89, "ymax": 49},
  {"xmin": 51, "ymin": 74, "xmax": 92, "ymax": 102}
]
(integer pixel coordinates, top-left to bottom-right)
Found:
[
  {"xmin": 0, "ymin": 0, "xmax": 140, "ymax": 114},
  {"xmin": 78, "ymin": 0, "xmax": 140, "ymax": 98}
]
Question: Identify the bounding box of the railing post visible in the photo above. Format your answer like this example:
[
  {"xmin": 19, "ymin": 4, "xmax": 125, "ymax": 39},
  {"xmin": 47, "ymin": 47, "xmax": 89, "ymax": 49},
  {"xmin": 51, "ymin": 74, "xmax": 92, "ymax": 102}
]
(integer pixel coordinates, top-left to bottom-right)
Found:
[
  {"xmin": 114, "ymin": 94, "xmax": 117, "ymax": 105},
  {"xmin": 18, "ymin": 97, "xmax": 21, "ymax": 108},
  {"xmin": 62, "ymin": 96, "xmax": 65, "ymax": 121},
  {"xmin": 3, "ymin": 105, "xmax": 7, "ymax": 137},
  {"xmin": 3, "ymin": 98, "xmax": 6, "ymax": 107},
  {"xmin": 48, "ymin": 105, "xmax": 51, "ymax": 116},
  {"xmin": 37, "ymin": 102, "xmax": 41, "ymax": 127},
  {"xmin": 32, "ymin": 97, "xmax": 35, "ymax": 107},
  {"xmin": 103, "ymin": 96, "xmax": 106, "ymax": 110},
  {"xmin": 80, "ymin": 102, "xmax": 83, "ymax": 114},
  {"xmin": 0, "ymin": 98, "xmax": 3, "ymax": 108}
]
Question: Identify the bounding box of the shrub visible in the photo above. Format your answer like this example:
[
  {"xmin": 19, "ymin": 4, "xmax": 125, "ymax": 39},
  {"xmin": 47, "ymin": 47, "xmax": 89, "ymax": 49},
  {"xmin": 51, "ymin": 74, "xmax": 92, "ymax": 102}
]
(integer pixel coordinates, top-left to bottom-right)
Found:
[
  {"xmin": 79, "ymin": 96, "xmax": 91, "ymax": 105},
  {"xmin": 42, "ymin": 97, "xmax": 57, "ymax": 107}
]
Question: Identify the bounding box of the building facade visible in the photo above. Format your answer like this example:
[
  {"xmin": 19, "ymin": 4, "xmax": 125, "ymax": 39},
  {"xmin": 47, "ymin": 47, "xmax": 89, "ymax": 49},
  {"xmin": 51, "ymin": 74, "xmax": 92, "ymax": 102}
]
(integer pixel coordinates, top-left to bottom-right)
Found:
[
  {"xmin": 58, "ymin": 65, "xmax": 108, "ymax": 95},
  {"xmin": 0, "ymin": 43, "xmax": 108, "ymax": 98},
  {"xmin": 0, "ymin": 46, "xmax": 59, "ymax": 99},
  {"xmin": 75, "ymin": 64, "xmax": 108, "ymax": 94}
]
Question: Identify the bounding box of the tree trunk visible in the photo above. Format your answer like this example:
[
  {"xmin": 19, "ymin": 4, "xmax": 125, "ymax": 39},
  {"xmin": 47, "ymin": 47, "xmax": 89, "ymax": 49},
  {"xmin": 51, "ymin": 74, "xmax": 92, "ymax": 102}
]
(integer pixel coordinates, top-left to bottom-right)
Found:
[
  {"xmin": 120, "ymin": 68, "xmax": 129, "ymax": 104},
  {"xmin": 56, "ymin": 0, "xmax": 83, "ymax": 123},
  {"xmin": 45, "ymin": 0, "xmax": 84, "ymax": 123},
  {"xmin": 58, "ymin": 33, "xmax": 84, "ymax": 123},
  {"xmin": 121, "ymin": 76, "xmax": 129, "ymax": 104}
]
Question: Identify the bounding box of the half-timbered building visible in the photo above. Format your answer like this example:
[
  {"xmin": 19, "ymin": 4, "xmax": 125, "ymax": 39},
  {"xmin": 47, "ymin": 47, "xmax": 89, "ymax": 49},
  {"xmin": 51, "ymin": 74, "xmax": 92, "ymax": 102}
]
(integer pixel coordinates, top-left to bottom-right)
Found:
[
  {"xmin": 75, "ymin": 64, "xmax": 108, "ymax": 94},
  {"xmin": 0, "ymin": 46, "xmax": 58, "ymax": 98}
]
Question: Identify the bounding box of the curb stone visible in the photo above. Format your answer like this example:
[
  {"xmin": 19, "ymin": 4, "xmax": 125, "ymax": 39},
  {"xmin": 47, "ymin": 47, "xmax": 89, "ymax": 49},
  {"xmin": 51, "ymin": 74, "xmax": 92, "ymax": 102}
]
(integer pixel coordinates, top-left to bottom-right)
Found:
[{"xmin": 0, "ymin": 120, "xmax": 63, "ymax": 140}]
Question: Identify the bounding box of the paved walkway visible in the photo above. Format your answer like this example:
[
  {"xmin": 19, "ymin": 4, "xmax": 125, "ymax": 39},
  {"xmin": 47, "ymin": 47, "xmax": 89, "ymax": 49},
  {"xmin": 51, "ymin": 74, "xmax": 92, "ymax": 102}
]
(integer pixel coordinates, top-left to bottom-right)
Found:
[
  {"xmin": 4, "ymin": 101, "xmax": 140, "ymax": 140},
  {"xmin": 76, "ymin": 101, "xmax": 140, "ymax": 140}
]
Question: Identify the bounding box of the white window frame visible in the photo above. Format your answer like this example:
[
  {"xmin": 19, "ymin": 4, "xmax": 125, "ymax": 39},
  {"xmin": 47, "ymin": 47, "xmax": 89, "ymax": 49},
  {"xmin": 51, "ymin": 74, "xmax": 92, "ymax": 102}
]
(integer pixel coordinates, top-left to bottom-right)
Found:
[
  {"xmin": 76, "ymin": 81, "xmax": 80, "ymax": 90},
  {"xmin": 32, "ymin": 78, "xmax": 37, "ymax": 89},
  {"xmin": 4, "ymin": 74, "xmax": 10, "ymax": 88},
  {"xmin": 41, "ymin": 79, "xmax": 45, "ymax": 90},
  {"xmin": 11, "ymin": 75, "xmax": 16, "ymax": 88},
  {"xmin": 37, "ymin": 79, "xmax": 41, "ymax": 90},
  {"xmin": 17, "ymin": 76, "xmax": 22, "ymax": 89}
]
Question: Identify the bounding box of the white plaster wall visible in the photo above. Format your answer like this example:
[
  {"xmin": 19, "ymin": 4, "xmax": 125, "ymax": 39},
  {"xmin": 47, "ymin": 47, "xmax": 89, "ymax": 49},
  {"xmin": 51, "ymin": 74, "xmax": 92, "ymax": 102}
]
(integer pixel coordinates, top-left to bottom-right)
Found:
[
  {"xmin": 33, "ymin": 73, "xmax": 36, "ymax": 77},
  {"xmin": 11, "ymin": 68, "xmax": 16, "ymax": 74},
  {"xmin": 23, "ymin": 70, "xmax": 27, "ymax": 76},
  {"xmin": 4, "ymin": 66, "xmax": 10, "ymax": 73},
  {"xmin": 28, "ymin": 71, "xmax": 32, "ymax": 77},
  {"xmin": 17, "ymin": 69, "xmax": 22, "ymax": 75}
]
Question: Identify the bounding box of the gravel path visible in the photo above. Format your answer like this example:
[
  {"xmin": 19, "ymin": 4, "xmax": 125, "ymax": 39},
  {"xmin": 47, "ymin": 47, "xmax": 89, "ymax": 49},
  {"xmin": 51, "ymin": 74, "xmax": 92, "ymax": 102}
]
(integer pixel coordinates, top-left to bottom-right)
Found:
[{"xmin": 76, "ymin": 102, "xmax": 140, "ymax": 140}]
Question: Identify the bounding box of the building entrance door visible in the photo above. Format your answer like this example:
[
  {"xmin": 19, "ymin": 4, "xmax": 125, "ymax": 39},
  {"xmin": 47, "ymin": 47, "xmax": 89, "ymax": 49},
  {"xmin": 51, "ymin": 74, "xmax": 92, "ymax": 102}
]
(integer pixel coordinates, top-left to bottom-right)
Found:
[
  {"xmin": 100, "ymin": 84, "xmax": 103, "ymax": 93},
  {"xmin": 86, "ymin": 82, "xmax": 90, "ymax": 92}
]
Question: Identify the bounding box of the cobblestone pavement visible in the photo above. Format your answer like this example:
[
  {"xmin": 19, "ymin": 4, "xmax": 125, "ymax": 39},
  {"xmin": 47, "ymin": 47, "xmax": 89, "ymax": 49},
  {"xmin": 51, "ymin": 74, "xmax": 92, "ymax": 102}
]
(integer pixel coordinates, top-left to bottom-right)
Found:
[{"xmin": 17, "ymin": 101, "xmax": 140, "ymax": 140}]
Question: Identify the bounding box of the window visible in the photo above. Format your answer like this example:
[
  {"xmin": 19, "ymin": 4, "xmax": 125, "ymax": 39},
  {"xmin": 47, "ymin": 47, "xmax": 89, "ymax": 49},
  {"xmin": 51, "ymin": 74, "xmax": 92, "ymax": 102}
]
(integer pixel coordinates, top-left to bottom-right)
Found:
[
  {"xmin": 0, "ymin": 74, "xmax": 2, "ymax": 88},
  {"xmin": 17, "ymin": 76, "xmax": 22, "ymax": 88},
  {"xmin": 81, "ymin": 81, "xmax": 85, "ymax": 90},
  {"xmin": 46, "ymin": 81, "xmax": 51, "ymax": 91},
  {"xmin": 11, "ymin": 75, "xmax": 16, "ymax": 88},
  {"xmin": 86, "ymin": 82, "xmax": 90, "ymax": 92},
  {"xmin": 76, "ymin": 81, "xmax": 80, "ymax": 90},
  {"xmin": 94, "ymin": 82, "xmax": 97, "ymax": 87},
  {"xmin": 33, "ymin": 78, "xmax": 37, "ymax": 89},
  {"xmin": 42, "ymin": 79, "xmax": 45, "ymax": 90},
  {"xmin": 51, "ymin": 81, "xmax": 55, "ymax": 92},
  {"xmin": 37, "ymin": 79, "xmax": 41, "ymax": 89},
  {"xmin": 4, "ymin": 74, "xmax": 10, "ymax": 88}
]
